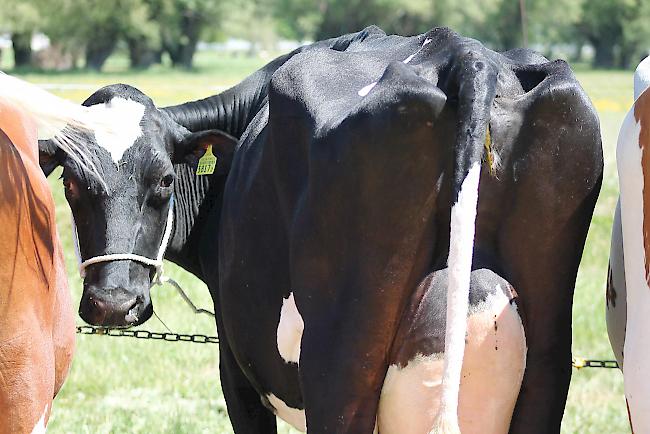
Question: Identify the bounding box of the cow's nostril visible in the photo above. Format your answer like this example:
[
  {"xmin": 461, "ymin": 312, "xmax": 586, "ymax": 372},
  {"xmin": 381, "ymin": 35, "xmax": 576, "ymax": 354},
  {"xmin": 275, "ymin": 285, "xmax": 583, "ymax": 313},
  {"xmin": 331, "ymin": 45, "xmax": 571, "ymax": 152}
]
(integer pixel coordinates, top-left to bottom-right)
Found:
[
  {"xmin": 79, "ymin": 294, "xmax": 108, "ymax": 326},
  {"xmin": 124, "ymin": 297, "xmax": 142, "ymax": 325}
]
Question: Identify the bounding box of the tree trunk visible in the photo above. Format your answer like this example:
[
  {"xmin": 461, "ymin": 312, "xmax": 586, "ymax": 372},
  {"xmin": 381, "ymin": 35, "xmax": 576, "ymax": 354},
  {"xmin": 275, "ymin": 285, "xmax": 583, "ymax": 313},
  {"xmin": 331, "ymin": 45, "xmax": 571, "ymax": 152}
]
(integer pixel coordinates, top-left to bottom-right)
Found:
[
  {"xmin": 315, "ymin": 0, "xmax": 380, "ymax": 40},
  {"xmin": 127, "ymin": 36, "xmax": 159, "ymax": 69},
  {"xmin": 592, "ymin": 38, "xmax": 616, "ymax": 68},
  {"xmin": 12, "ymin": 32, "xmax": 32, "ymax": 68},
  {"xmin": 619, "ymin": 43, "xmax": 637, "ymax": 69},
  {"xmin": 86, "ymin": 39, "xmax": 117, "ymax": 71},
  {"xmin": 85, "ymin": 23, "xmax": 120, "ymax": 71},
  {"xmin": 165, "ymin": 10, "xmax": 201, "ymax": 69},
  {"xmin": 570, "ymin": 43, "xmax": 583, "ymax": 63}
]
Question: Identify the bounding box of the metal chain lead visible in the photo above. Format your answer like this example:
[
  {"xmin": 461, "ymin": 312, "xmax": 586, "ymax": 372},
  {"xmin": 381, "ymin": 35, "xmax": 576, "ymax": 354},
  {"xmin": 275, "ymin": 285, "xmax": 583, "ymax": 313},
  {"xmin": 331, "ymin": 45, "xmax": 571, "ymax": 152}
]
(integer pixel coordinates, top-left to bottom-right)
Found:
[
  {"xmin": 73, "ymin": 280, "xmax": 618, "ymax": 362},
  {"xmin": 74, "ymin": 327, "xmax": 622, "ymax": 369},
  {"xmin": 572, "ymin": 357, "xmax": 619, "ymax": 369},
  {"xmin": 76, "ymin": 325, "xmax": 219, "ymax": 344}
]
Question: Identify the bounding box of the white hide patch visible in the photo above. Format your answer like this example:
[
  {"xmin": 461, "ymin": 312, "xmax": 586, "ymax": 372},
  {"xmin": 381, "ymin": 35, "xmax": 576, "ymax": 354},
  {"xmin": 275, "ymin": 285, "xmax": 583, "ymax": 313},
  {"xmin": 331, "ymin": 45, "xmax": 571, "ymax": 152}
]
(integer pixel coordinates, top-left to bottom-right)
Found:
[
  {"xmin": 634, "ymin": 56, "xmax": 650, "ymax": 100},
  {"xmin": 277, "ymin": 292, "xmax": 304, "ymax": 364},
  {"xmin": 87, "ymin": 97, "xmax": 145, "ymax": 163},
  {"xmin": 31, "ymin": 404, "xmax": 48, "ymax": 434},
  {"xmin": 402, "ymin": 54, "xmax": 417, "ymax": 64},
  {"xmin": 358, "ymin": 82, "xmax": 378, "ymax": 97},
  {"xmin": 358, "ymin": 38, "xmax": 432, "ymax": 97},
  {"xmin": 618, "ymin": 107, "xmax": 650, "ymax": 432},
  {"xmin": 267, "ymin": 393, "xmax": 307, "ymax": 432},
  {"xmin": 403, "ymin": 37, "xmax": 433, "ymax": 64},
  {"xmin": 378, "ymin": 288, "xmax": 526, "ymax": 434}
]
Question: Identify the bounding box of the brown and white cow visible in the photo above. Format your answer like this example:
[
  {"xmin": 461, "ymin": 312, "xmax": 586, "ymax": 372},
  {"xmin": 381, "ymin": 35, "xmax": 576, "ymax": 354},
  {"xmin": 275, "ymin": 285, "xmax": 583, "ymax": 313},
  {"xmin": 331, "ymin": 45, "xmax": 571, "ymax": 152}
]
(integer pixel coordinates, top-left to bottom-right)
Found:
[
  {"xmin": 0, "ymin": 76, "xmax": 106, "ymax": 433},
  {"xmin": 608, "ymin": 55, "xmax": 650, "ymax": 433}
]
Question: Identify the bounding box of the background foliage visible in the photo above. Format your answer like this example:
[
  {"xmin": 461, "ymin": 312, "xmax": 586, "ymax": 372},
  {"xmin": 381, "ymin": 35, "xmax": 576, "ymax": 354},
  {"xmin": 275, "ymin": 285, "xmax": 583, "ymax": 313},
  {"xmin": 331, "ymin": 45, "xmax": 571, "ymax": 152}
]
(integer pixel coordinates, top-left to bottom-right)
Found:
[{"xmin": 0, "ymin": 0, "xmax": 648, "ymax": 70}]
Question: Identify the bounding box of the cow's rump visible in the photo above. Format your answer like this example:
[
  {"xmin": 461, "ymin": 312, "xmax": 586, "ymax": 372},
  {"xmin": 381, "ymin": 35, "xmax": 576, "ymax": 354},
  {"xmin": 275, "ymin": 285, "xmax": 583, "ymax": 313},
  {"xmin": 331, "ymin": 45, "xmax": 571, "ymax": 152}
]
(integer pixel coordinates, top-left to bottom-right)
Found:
[{"xmin": 217, "ymin": 26, "xmax": 602, "ymax": 433}]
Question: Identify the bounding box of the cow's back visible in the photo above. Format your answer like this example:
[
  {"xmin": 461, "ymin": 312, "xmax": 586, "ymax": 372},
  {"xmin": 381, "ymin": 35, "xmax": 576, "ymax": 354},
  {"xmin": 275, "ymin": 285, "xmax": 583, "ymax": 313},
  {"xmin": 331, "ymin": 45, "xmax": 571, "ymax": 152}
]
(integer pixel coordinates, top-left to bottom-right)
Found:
[{"xmin": 0, "ymin": 102, "xmax": 75, "ymax": 433}]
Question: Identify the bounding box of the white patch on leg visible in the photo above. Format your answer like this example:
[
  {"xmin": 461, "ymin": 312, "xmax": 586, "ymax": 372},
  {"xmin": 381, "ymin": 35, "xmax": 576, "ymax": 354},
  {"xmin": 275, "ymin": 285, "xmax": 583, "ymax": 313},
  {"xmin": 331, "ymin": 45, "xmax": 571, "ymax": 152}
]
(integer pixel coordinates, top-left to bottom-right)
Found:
[
  {"xmin": 277, "ymin": 292, "xmax": 304, "ymax": 364},
  {"xmin": 380, "ymin": 355, "xmax": 444, "ymax": 434},
  {"xmin": 267, "ymin": 393, "xmax": 306, "ymax": 432},
  {"xmin": 87, "ymin": 97, "xmax": 145, "ymax": 163},
  {"xmin": 378, "ymin": 288, "xmax": 526, "ymax": 434},
  {"xmin": 31, "ymin": 404, "xmax": 49, "ymax": 434}
]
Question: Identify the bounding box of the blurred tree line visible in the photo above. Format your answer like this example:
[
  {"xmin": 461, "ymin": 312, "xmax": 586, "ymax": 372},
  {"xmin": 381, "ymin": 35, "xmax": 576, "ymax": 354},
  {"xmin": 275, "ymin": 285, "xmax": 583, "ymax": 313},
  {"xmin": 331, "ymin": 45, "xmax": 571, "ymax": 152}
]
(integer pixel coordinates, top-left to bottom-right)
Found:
[{"xmin": 1, "ymin": 0, "xmax": 648, "ymax": 71}]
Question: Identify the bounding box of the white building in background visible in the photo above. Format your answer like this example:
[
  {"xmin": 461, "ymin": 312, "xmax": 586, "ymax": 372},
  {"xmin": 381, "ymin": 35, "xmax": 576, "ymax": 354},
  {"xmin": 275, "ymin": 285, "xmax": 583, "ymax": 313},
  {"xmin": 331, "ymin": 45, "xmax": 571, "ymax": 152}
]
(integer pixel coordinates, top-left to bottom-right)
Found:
[
  {"xmin": 0, "ymin": 33, "xmax": 11, "ymax": 50},
  {"xmin": 31, "ymin": 33, "xmax": 50, "ymax": 51}
]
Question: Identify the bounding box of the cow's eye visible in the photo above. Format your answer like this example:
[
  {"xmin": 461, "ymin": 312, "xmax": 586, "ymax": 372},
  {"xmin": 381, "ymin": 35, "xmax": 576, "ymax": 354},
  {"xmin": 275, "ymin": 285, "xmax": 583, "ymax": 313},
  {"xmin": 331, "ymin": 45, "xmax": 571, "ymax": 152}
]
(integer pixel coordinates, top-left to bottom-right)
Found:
[{"xmin": 160, "ymin": 174, "xmax": 174, "ymax": 188}]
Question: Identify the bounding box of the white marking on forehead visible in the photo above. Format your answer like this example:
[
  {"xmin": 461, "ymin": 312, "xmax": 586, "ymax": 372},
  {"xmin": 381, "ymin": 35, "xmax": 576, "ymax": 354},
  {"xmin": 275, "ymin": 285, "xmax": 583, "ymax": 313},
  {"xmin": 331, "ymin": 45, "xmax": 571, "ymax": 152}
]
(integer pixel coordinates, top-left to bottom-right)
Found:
[
  {"xmin": 87, "ymin": 97, "xmax": 145, "ymax": 163},
  {"xmin": 267, "ymin": 393, "xmax": 306, "ymax": 431},
  {"xmin": 277, "ymin": 292, "xmax": 304, "ymax": 363}
]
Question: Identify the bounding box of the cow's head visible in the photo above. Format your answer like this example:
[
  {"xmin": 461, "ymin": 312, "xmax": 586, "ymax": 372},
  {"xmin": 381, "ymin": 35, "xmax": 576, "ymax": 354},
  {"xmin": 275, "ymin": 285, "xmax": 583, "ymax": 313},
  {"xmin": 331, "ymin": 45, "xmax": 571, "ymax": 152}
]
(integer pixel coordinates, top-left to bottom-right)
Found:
[{"xmin": 40, "ymin": 84, "xmax": 236, "ymax": 327}]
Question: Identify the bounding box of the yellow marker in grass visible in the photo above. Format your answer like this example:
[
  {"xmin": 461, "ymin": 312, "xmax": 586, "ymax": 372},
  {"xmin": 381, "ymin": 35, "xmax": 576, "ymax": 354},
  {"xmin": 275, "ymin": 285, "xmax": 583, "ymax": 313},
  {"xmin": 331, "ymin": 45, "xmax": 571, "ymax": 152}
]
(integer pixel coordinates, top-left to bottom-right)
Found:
[{"xmin": 196, "ymin": 145, "xmax": 217, "ymax": 175}]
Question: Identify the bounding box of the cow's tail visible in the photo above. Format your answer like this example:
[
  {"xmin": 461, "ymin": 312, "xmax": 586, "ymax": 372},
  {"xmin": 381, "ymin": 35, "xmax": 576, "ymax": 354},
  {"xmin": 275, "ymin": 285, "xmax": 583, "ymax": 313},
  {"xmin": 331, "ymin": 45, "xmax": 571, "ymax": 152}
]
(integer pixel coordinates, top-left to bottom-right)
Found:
[
  {"xmin": 0, "ymin": 72, "xmax": 105, "ymax": 182},
  {"xmin": 431, "ymin": 54, "xmax": 498, "ymax": 434}
]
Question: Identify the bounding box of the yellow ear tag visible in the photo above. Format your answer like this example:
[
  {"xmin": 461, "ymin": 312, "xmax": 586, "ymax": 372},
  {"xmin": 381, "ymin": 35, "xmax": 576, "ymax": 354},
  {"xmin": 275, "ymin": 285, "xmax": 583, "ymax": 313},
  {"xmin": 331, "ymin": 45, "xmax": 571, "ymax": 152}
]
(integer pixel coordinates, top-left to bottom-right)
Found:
[
  {"xmin": 484, "ymin": 125, "xmax": 495, "ymax": 176},
  {"xmin": 196, "ymin": 145, "xmax": 217, "ymax": 176}
]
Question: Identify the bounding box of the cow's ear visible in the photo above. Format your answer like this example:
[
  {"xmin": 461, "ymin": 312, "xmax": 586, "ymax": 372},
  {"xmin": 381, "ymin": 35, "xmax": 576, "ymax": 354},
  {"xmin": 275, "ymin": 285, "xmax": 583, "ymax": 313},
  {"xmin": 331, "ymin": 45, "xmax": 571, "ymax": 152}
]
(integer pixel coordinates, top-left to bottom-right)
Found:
[
  {"xmin": 38, "ymin": 139, "xmax": 61, "ymax": 176},
  {"xmin": 175, "ymin": 129, "xmax": 238, "ymax": 175}
]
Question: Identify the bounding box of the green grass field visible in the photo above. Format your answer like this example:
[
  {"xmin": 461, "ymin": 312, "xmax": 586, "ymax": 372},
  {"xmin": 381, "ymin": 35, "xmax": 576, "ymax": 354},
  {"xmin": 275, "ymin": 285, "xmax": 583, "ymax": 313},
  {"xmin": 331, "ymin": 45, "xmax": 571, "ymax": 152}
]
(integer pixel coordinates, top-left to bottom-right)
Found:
[{"xmin": 7, "ymin": 52, "xmax": 634, "ymax": 433}]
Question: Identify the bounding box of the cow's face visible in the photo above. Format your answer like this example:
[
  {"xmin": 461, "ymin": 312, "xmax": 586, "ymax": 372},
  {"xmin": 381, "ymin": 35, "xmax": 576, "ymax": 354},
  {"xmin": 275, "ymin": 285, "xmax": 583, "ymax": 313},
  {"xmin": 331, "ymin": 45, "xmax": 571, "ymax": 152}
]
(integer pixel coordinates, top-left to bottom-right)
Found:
[{"xmin": 40, "ymin": 84, "xmax": 236, "ymax": 327}]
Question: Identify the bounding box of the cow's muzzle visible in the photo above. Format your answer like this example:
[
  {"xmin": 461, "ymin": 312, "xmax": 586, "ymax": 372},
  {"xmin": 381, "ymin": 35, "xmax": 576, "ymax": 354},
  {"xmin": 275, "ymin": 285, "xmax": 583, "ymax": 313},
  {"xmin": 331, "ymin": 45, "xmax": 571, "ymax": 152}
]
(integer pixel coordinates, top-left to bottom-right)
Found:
[{"xmin": 79, "ymin": 286, "xmax": 153, "ymax": 327}]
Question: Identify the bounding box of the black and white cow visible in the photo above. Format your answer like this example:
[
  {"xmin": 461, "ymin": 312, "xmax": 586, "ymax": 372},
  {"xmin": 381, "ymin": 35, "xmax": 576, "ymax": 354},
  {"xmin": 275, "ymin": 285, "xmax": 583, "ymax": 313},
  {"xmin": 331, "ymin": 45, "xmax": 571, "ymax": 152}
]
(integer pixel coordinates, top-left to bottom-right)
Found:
[{"xmin": 37, "ymin": 27, "xmax": 602, "ymax": 433}]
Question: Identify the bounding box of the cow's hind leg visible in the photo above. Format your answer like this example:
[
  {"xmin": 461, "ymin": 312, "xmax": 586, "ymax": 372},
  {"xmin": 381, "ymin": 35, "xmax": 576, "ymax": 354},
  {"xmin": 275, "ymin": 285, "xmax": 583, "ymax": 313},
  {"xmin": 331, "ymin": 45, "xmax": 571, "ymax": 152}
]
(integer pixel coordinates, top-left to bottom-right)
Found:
[
  {"xmin": 378, "ymin": 268, "xmax": 526, "ymax": 434},
  {"xmin": 219, "ymin": 339, "xmax": 278, "ymax": 434}
]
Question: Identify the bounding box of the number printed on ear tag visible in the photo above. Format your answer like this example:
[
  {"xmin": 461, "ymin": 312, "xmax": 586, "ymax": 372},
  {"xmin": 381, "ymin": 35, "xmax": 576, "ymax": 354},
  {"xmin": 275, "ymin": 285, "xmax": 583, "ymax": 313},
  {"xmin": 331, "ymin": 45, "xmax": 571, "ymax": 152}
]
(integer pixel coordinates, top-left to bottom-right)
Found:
[{"xmin": 196, "ymin": 145, "xmax": 217, "ymax": 175}]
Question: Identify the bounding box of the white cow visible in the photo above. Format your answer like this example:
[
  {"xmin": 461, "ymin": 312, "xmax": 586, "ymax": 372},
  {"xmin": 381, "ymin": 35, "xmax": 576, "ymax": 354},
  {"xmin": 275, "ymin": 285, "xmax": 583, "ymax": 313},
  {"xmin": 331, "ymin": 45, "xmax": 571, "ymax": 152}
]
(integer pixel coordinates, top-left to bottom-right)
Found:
[{"xmin": 608, "ymin": 55, "xmax": 650, "ymax": 433}]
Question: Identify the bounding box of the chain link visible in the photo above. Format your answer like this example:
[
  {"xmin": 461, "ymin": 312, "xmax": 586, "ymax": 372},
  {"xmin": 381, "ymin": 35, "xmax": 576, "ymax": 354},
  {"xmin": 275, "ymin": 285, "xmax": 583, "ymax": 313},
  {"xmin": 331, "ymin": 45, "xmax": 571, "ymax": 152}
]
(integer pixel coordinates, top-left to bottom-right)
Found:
[
  {"xmin": 76, "ymin": 325, "xmax": 219, "ymax": 344},
  {"xmin": 74, "ymin": 326, "xmax": 622, "ymax": 369},
  {"xmin": 572, "ymin": 357, "xmax": 619, "ymax": 369}
]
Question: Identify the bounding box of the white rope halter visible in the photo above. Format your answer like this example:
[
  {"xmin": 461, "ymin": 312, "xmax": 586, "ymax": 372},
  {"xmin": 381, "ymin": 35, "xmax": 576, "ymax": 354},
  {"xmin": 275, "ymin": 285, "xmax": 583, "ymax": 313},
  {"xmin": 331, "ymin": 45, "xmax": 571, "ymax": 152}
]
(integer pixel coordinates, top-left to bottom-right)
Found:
[
  {"xmin": 71, "ymin": 195, "xmax": 175, "ymax": 284},
  {"xmin": 70, "ymin": 195, "xmax": 215, "ymax": 317}
]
